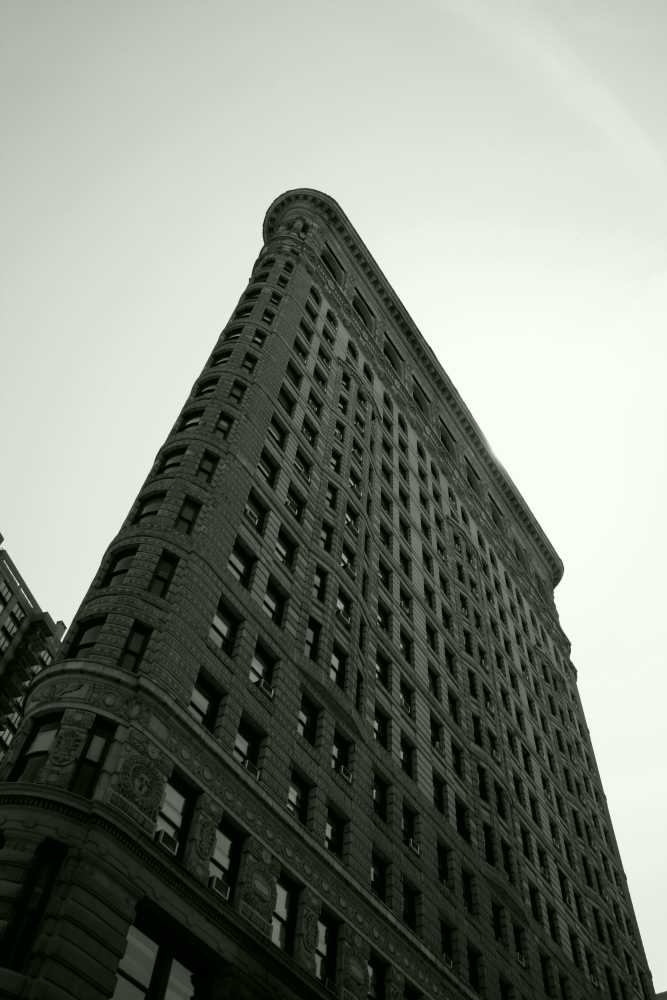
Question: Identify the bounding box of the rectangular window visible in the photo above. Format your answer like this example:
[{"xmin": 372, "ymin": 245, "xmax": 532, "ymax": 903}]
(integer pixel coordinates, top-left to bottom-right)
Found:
[
  {"xmin": 196, "ymin": 449, "xmax": 219, "ymax": 483},
  {"xmin": 325, "ymin": 807, "xmax": 345, "ymax": 858},
  {"xmin": 69, "ymin": 719, "xmax": 115, "ymax": 797},
  {"xmin": 155, "ymin": 775, "xmax": 194, "ymax": 857},
  {"xmin": 243, "ymin": 491, "xmax": 267, "ymax": 532},
  {"xmin": 258, "ymin": 449, "xmax": 279, "ymax": 486},
  {"xmin": 271, "ymin": 875, "xmax": 299, "ymax": 954},
  {"xmin": 367, "ymin": 955, "xmax": 386, "ymax": 1000},
  {"xmin": 233, "ymin": 716, "xmax": 262, "ymax": 776},
  {"xmin": 297, "ymin": 694, "xmax": 318, "ymax": 744},
  {"xmin": 315, "ymin": 912, "xmax": 338, "ymax": 985},
  {"xmin": 249, "ymin": 642, "xmax": 275, "ymax": 696},
  {"xmin": 275, "ymin": 528, "xmax": 296, "ymax": 569},
  {"xmin": 372, "ymin": 773, "xmax": 388, "ymax": 820},
  {"xmin": 262, "ymin": 578, "xmax": 286, "ymax": 625},
  {"xmin": 329, "ymin": 644, "xmax": 347, "ymax": 689},
  {"xmin": 174, "ymin": 497, "xmax": 201, "ymax": 534},
  {"xmin": 209, "ymin": 818, "xmax": 243, "ymax": 900},
  {"xmin": 228, "ymin": 539, "xmax": 255, "ymax": 586},
  {"xmin": 178, "ymin": 408, "xmax": 203, "ymax": 431},
  {"xmin": 10, "ymin": 715, "xmax": 61, "ymax": 782},
  {"xmin": 148, "ymin": 552, "xmax": 179, "ymax": 598},
  {"xmin": 119, "ymin": 622, "xmax": 152, "ymax": 671},
  {"xmin": 215, "ymin": 411, "xmax": 234, "ymax": 438},
  {"xmin": 209, "ymin": 600, "xmax": 238, "ymax": 654},
  {"xmin": 134, "ymin": 492, "xmax": 165, "ymax": 523},
  {"xmin": 102, "ymin": 547, "xmax": 137, "ymax": 586},
  {"xmin": 188, "ymin": 673, "xmax": 220, "ymax": 731},
  {"xmin": 157, "ymin": 446, "xmax": 186, "ymax": 474},
  {"xmin": 286, "ymin": 770, "xmax": 310, "ymax": 824}
]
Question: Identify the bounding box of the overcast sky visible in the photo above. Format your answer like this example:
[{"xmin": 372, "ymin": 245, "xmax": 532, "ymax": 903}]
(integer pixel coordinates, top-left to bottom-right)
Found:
[{"xmin": 2, "ymin": 0, "xmax": 666, "ymax": 988}]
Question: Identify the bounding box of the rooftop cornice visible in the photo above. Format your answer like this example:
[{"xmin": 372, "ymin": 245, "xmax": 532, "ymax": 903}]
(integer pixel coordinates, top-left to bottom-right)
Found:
[{"xmin": 264, "ymin": 189, "xmax": 564, "ymax": 587}]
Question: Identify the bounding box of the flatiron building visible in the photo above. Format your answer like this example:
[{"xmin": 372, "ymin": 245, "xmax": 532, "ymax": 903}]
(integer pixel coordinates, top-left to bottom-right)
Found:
[{"xmin": 0, "ymin": 190, "xmax": 655, "ymax": 1000}]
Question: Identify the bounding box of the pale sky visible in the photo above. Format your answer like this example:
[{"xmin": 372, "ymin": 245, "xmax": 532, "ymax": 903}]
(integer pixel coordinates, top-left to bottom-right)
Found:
[{"xmin": 2, "ymin": 0, "xmax": 666, "ymax": 988}]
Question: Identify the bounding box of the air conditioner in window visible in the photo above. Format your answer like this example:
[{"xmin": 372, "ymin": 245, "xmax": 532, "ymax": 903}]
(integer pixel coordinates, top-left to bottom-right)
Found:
[
  {"xmin": 208, "ymin": 875, "xmax": 231, "ymax": 901},
  {"xmin": 516, "ymin": 951, "xmax": 527, "ymax": 968},
  {"xmin": 154, "ymin": 829, "xmax": 179, "ymax": 855},
  {"xmin": 244, "ymin": 506, "xmax": 260, "ymax": 527},
  {"xmin": 408, "ymin": 838, "xmax": 421, "ymax": 857},
  {"xmin": 259, "ymin": 678, "xmax": 275, "ymax": 699},
  {"xmin": 243, "ymin": 759, "xmax": 261, "ymax": 780},
  {"xmin": 336, "ymin": 608, "xmax": 352, "ymax": 627},
  {"xmin": 338, "ymin": 764, "xmax": 353, "ymax": 785}
]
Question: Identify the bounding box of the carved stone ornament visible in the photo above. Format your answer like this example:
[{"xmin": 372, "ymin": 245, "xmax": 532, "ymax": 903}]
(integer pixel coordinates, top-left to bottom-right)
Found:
[
  {"xmin": 300, "ymin": 907, "xmax": 318, "ymax": 952},
  {"xmin": 117, "ymin": 754, "xmax": 164, "ymax": 817},
  {"xmin": 49, "ymin": 726, "xmax": 87, "ymax": 768},
  {"xmin": 194, "ymin": 813, "xmax": 216, "ymax": 861}
]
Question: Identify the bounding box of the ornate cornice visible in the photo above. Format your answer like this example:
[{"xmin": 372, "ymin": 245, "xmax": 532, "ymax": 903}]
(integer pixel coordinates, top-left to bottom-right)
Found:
[{"xmin": 263, "ymin": 189, "xmax": 564, "ymax": 587}]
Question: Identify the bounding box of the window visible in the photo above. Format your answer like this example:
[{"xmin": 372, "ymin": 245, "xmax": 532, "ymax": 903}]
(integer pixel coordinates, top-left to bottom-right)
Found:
[
  {"xmin": 174, "ymin": 497, "xmax": 201, "ymax": 534},
  {"xmin": 306, "ymin": 618, "xmax": 322, "ymax": 661},
  {"xmin": 375, "ymin": 649, "xmax": 390, "ymax": 689},
  {"xmin": 0, "ymin": 839, "xmax": 68, "ymax": 973},
  {"xmin": 373, "ymin": 705, "xmax": 389, "ymax": 748},
  {"xmin": 320, "ymin": 242, "xmax": 344, "ymax": 283},
  {"xmin": 178, "ymin": 408, "xmax": 203, "ymax": 431},
  {"xmin": 331, "ymin": 730, "xmax": 351, "ymax": 779},
  {"xmin": 371, "ymin": 851, "xmax": 387, "ymax": 901},
  {"xmin": 227, "ymin": 539, "xmax": 255, "ymax": 587},
  {"xmin": 233, "ymin": 716, "xmax": 262, "ymax": 776},
  {"xmin": 188, "ymin": 673, "xmax": 220, "ymax": 731},
  {"xmin": 155, "ymin": 775, "xmax": 194, "ymax": 857},
  {"xmin": 102, "ymin": 547, "xmax": 137, "ymax": 586},
  {"xmin": 119, "ymin": 622, "xmax": 152, "ymax": 671},
  {"xmin": 157, "ymin": 446, "xmax": 186, "ymax": 474},
  {"xmin": 210, "ymin": 347, "xmax": 231, "ymax": 368},
  {"xmin": 249, "ymin": 642, "xmax": 275, "ymax": 695},
  {"xmin": 243, "ymin": 490, "xmax": 267, "ymax": 532},
  {"xmin": 433, "ymin": 773, "xmax": 446, "ymax": 813},
  {"xmin": 67, "ymin": 616, "xmax": 106, "ymax": 658},
  {"xmin": 403, "ymin": 880, "xmax": 419, "ymax": 931},
  {"xmin": 320, "ymin": 522, "xmax": 333, "ymax": 552},
  {"xmin": 275, "ymin": 528, "xmax": 296, "ymax": 569},
  {"xmin": 241, "ymin": 352, "xmax": 257, "ymax": 374},
  {"xmin": 133, "ymin": 492, "xmax": 165, "ymax": 523},
  {"xmin": 10, "ymin": 716, "xmax": 61, "ymax": 782},
  {"xmin": 287, "ymin": 770, "xmax": 310, "ymax": 824},
  {"xmin": 285, "ymin": 485, "xmax": 305, "ymax": 521},
  {"xmin": 325, "ymin": 806, "xmax": 345, "ymax": 857},
  {"xmin": 258, "ymin": 449, "xmax": 279, "ymax": 486},
  {"xmin": 209, "ymin": 819, "xmax": 243, "ymax": 899},
  {"xmin": 270, "ymin": 875, "xmax": 299, "ymax": 955},
  {"xmin": 399, "ymin": 734, "xmax": 415, "ymax": 776},
  {"xmin": 372, "ymin": 773, "xmax": 388, "ymax": 820},
  {"xmin": 297, "ymin": 694, "xmax": 318, "ymax": 744},
  {"xmin": 148, "ymin": 552, "xmax": 179, "ymax": 598},
  {"xmin": 215, "ymin": 411, "xmax": 234, "ymax": 439},
  {"xmin": 467, "ymin": 944, "xmax": 482, "ymax": 994},
  {"xmin": 315, "ymin": 912, "xmax": 338, "ymax": 985},
  {"xmin": 209, "ymin": 600, "xmax": 238, "ymax": 654},
  {"xmin": 399, "ymin": 679, "xmax": 414, "ymax": 717},
  {"xmin": 367, "ymin": 955, "xmax": 386, "ymax": 1000},
  {"xmin": 455, "ymin": 798, "xmax": 471, "ymax": 842},
  {"xmin": 263, "ymin": 578, "xmax": 286, "ymax": 625},
  {"xmin": 69, "ymin": 719, "xmax": 115, "ymax": 797},
  {"xmin": 196, "ymin": 449, "xmax": 219, "ymax": 483},
  {"xmin": 329, "ymin": 643, "xmax": 347, "ymax": 689},
  {"xmin": 399, "ymin": 630, "xmax": 412, "ymax": 664}
]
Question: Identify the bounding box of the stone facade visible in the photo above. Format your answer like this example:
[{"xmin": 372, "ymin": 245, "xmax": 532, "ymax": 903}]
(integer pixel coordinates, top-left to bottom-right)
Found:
[{"xmin": 0, "ymin": 191, "xmax": 656, "ymax": 1000}]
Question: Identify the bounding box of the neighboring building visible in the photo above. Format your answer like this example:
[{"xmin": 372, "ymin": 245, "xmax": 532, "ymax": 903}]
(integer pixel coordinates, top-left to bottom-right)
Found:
[
  {"xmin": 0, "ymin": 191, "xmax": 656, "ymax": 1000},
  {"xmin": 0, "ymin": 534, "xmax": 65, "ymax": 758}
]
